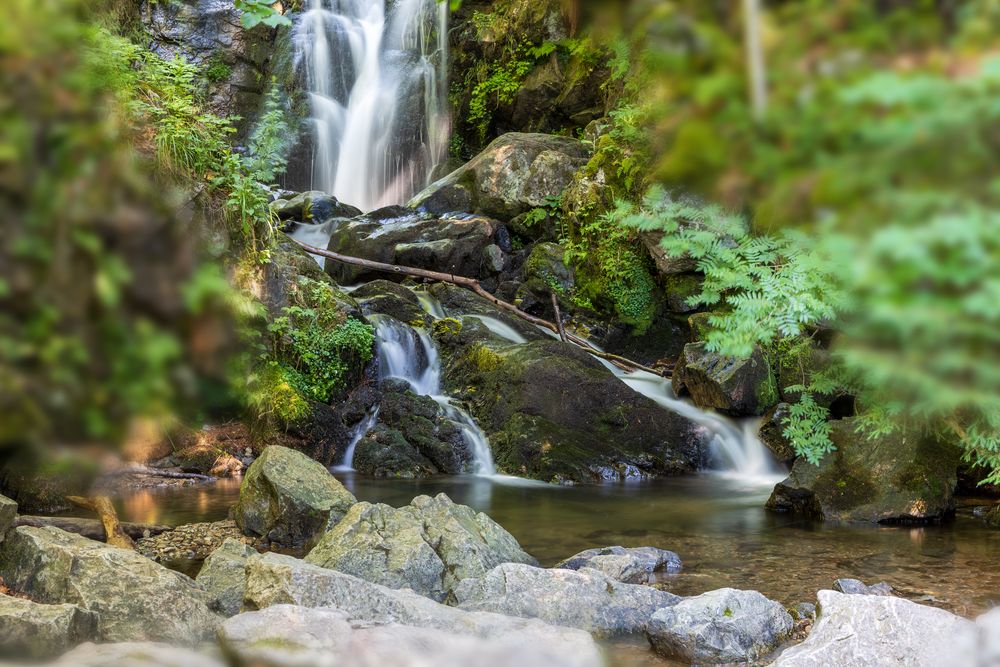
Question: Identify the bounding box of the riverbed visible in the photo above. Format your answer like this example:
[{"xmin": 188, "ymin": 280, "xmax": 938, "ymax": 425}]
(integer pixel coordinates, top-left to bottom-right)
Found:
[{"xmin": 104, "ymin": 472, "xmax": 1000, "ymax": 618}]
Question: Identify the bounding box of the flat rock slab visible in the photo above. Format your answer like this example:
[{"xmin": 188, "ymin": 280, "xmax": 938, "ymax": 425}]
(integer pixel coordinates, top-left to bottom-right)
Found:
[
  {"xmin": 555, "ymin": 545, "xmax": 681, "ymax": 583},
  {"xmin": 0, "ymin": 526, "xmax": 217, "ymax": 644},
  {"xmin": 244, "ymin": 552, "xmax": 599, "ymax": 658},
  {"xmin": 772, "ymin": 590, "xmax": 974, "ymax": 666},
  {"xmin": 220, "ymin": 604, "xmax": 603, "ymax": 667},
  {"xmin": 453, "ymin": 562, "xmax": 680, "ymax": 637},
  {"xmin": 646, "ymin": 587, "xmax": 793, "ymax": 664}
]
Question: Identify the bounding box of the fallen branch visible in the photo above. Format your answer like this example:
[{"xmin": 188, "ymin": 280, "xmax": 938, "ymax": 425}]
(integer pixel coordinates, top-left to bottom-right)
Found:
[
  {"xmin": 15, "ymin": 516, "xmax": 172, "ymax": 541},
  {"xmin": 66, "ymin": 495, "xmax": 136, "ymax": 550},
  {"xmin": 550, "ymin": 292, "xmax": 567, "ymax": 342},
  {"xmin": 292, "ymin": 239, "xmax": 667, "ymax": 377},
  {"xmin": 101, "ymin": 468, "xmax": 215, "ymax": 481}
]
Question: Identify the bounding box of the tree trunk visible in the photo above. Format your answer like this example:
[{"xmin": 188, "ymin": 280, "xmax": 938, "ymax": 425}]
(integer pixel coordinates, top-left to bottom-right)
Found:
[{"xmin": 66, "ymin": 495, "xmax": 136, "ymax": 549}]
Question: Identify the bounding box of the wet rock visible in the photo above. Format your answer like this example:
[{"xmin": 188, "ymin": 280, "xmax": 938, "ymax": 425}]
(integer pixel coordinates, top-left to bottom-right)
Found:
[
  {"xmin": 452, "ymin": 563, "xmax": 679, "ymax": 637},
  {"xmin": 326, "ymin": 211, "xmax": 500, "ymax": 284},
  {"xmin": 244, "ymin": 552, "xmax": 601, "ymax": 658},
  {"xmin": 49, "ymin": 641, "xmax": 224, "ymax": 667},
  {"xmin": 195, "ymin": 538, "xmax": 256, "ymax": 617},
  {"xmin": 555, "ymin": 545, "xmax": 681, "ymax": 583},
  {"xmin": 0, "ymin": 526, "xmax": 217, "ymax": 644},
  {"xmin": 672, "ymin": 342, "xmax": 778, "ymax": 416},
  {"xmin": 759, "ymin": 403, "xmax": 797, "ymax": 465},
  {"xmin": 410, "ymin": 133, "xmax": 589, "ymax": 220},
  {"xmin": 137, "ymin": 519, "xmax": 253, "ymax": 563},
  {"xmin": 353, "ymin": 280, "xmax": 430, "ymax": 325},
  {"xmin": 232, "ymin": 445, "xmax": 357, "ymax": 549},
  {"xmin": 270, "ymin": 190, "xmax": 361, "ymax": 222},
  {"xmin": 772, "ymin": 590, "xmax": 973, "ymax": 666},
  {"xmin": 371, "ymin": 386, "xmax": 472, "ymax": 475},
  {"xmin": 646, "ymin": 588, "xmax": 793, "ymax": 664},
  {"xmin": 766, "ymin": 418, "xmax": 960, "ymax": 523},
  {"xmin": 0, "ymin": 593, "xmax": 98, "ymax": 659},
  {"xmin": 832, "ymin": 578, "xmax": 894, "ymax": 596},
  {"xmin": 305, "ymin": 493, "xmax": 535, "ymax": 602},
  {"xmin": 353, "ymin": 426, "xmax": 439, "ymax": 478},
  {"xmin": 221, "ymin": 603, "xmax": 602, "ymax": 667}
]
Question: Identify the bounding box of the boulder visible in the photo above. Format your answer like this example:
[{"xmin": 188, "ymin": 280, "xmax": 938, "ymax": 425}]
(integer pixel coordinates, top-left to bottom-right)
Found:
[
  {"xmin": 353, "ymin": 426, "xmax": 440, "ymax": 478},
  {"xmin": 219, "ymin": 604, "xmax": 603, "ymax": 667},
  {"xmin": 0, "ymin": 593, "xmax": 98, "ymax": 659},
  {"xmin": 232, "ymin": 445, "xmax": 357, "ymax": 549},
  {"xmin": 270, "ymin": 190, "xmax": 361, "ymax": 222},
  {"xmin": 409, "ymin": 133, "xmax": 589, "ymax": 220},
  {"xmin": 244, "ymin": 552, "xmax": 600, "ymax": 657},
  {"xmin": 662, "ymin": 273, "xmax": 703, "ymax": 313},
  {"xmin": 641, "ymin": 231, "xmax": 699, "ymax": 275},
  {"xmin": 766, "ymin": 418, "xmax": 961, "ymax": 523},
  {"xmin": 772, "ymin": 590, "xmax": 974, "ymax": 666},
  {"xmin": 759, "ymin": 403, "xmax": 798, "ymax": 465},
  {"xmin": 195, "ymin": 538, "xmax": 257, "ymax": 617},
  {"xmin": 305, "ymin": 493, "xmax": 535, "ymax": 602},
  {"xmin": 452, "ymin": 563, "xmax": 679, "ymax": 637},
  {"xmin": 645, "ymin": 588, "xmax": 793, "ymax": 664},
  {"xmin": 326, "ymin": 210, "xmax": 500, "ymax": 284},
  {"xmin": 555, "ymin": 545, "xmax": 681, "ymax": 583},
  {"xmin": 832, "ymin": 578, "xmax": 894, "ymax": 596},
  {"xmin": 672, "ymin": 342, "xmax": 778, "ymax": 416},
  {"xmin": 49, "ymin": 641, "xmax": 224, "ymax": 667},
  {"xmin": 353, "ymin": 280, "xmax": 431, "ymax": 325},
  {"xmin": 0, "ymin": 494, "xmax": 15, "ymax": 543},
  {"xmin": 0, "ymin": 526, "xmax": 217, "ymax": 644}
]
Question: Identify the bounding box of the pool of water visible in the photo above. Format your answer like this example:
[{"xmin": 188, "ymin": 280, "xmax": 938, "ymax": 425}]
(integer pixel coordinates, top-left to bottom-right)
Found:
[{"xmin": 107, "ymin": 473, "xmax": 1000, "ymax": 617}]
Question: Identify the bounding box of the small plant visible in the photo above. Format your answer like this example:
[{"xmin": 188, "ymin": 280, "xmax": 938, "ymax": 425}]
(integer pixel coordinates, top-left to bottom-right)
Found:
[{"xmin": 234, "ymin": 0, "xmax": 291, "ymax": 29}]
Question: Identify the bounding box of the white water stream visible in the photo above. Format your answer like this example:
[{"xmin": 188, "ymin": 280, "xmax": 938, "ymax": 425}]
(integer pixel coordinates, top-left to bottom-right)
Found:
[{"xmin": 293, "ymin": 0, "xmax": 449, "ymax": 211}]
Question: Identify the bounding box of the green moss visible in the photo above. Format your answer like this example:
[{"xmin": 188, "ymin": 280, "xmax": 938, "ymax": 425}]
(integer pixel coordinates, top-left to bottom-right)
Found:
[
  {"xmin": 465, "ymin": 344, "xmax": 504, "ymax": 373},
  {"xmin": 432, "ymin": 317, "xmax": 463, "ymax": 337},
  {"xmin": 812, "ymin": 453, "xmax": 879, "ymax": 511},
  {"xmin": 204, "ymin": 57, "xmax": 232, "ymax": 84},
  {"xmin": 723, "ymin": 607, "xmax": 734, "ymax": 617}
]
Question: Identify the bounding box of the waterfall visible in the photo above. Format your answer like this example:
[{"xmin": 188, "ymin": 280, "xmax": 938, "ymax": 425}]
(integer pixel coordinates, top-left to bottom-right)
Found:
[
  {"xmin": 293, "ymin": 0, "xmax": 450, "ymax": 211},
  {"xmin": 373, "ymin": 317, "xmax": 497, "ymax": 476},
  {"xmin": 333, "ymin": 406, "xmax": 379, "ymax": 471}
]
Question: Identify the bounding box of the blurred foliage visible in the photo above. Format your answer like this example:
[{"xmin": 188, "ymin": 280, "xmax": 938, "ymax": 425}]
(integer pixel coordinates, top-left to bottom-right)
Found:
[{"xmin": 234, "ymin": 0, "xmax": 291, "ymax": 29}]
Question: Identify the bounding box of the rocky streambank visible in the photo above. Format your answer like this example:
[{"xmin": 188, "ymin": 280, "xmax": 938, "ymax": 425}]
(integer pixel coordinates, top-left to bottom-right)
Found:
[{"xmin": 1, "ymin": 451, "xmax": 996, "ymax": 666}]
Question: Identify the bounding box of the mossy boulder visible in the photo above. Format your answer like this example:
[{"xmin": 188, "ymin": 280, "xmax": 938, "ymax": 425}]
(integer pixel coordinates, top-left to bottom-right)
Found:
[
  {"xmin": 437, "ymin": 334, "xmax": 706, "ymax": 483},
  {"xmin": 326, "ymin": 210, "xmax": 501, "ymax": 284},
  {"xmin": 352, "ymin": 279, "xmax": 430, "ymax": 326},
  {"xmin": 409, "ymin": 133, "xmax": 589, "ymax": 220},
  {"xmin": 662, "ymin": 273, "xmax": 703, "ymax": 314},
  {"xmin": 759, "ymin": 403, "xmax": 797, "ymax": 465},
  {"xmin": 672, "ymin": 343, "xmax": 778, "ymax": 417},
  {"xmin": 270, "ymin": 191, "xmax": 361, "ymax": 223},
  {"xmin": 765, "ymin": 419, "xmax": 961, "ymax": 523},
  {"xmin": 232, "ymin": 446, "xmax": 357, "ymax": 549}
]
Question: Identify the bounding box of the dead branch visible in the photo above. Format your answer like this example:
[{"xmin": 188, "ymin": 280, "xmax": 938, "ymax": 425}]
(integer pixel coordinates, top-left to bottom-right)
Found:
[
  {"xmin": 15, "ymin": 515, "xmax": 171, "ymax": 541},
  {"xmin": 66, "ymin": 495, "xmax": 136, "ymax": 550}
]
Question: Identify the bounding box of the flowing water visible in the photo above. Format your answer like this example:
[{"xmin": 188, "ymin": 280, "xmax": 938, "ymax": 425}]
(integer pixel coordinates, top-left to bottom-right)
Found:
[{"xmin": 293, "ymin": 0, "xmax": 449, "ymax": 210}]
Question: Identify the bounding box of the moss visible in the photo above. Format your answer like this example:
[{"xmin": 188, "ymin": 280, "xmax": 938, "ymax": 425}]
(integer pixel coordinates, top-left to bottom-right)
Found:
[
  {"xmin": 464, "ymin": 344, "xmax": 504, "ymax": 373},
  {"xmin": 812, "ymin": 453, "xmax": 879, "ymax": 511},
  {"xmin": 723, "ymin": 607, "xmax": 734, "ymax": 617},
  {"xmin": 432, "ymin": 317, "xmax": 463, "ymax": 337}
]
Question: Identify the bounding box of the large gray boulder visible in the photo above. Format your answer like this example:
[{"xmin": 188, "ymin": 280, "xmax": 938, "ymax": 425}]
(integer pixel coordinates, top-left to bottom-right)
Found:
[
  {"xmin": 409, "ymin": 133, "xmax": 590, "ymax": 220},
  {"xmin": 0, "ymin": 526, "xmax": 217, "ymax": 644},
  {"xmin": 305, "ymin": 493, "xmax": 536, "ymax": 602},
  {"xmin": 48, "ymin": 641, "xmax": 224, "ymax": 667},
  {"xmin": 672, "ymin": 342, "xmax": 778, "ymax": 416},
  {"xmin": 232, "ymin": 445, "xmax": 357, "ymax": 549},
  {"xmin": 766, "ymin": 418, "xmax": 961, "ymax": 523},
  {"xmin": 645, "ymin": 588, "xmax": 793, "ymax": 664},
  {"xmin": 772, "ymin": 590, "xmax": 974, "ymax": 666},
  {"xmin": 325, "ymin": 209, "xmax": 501, "ymax": 284},
  {"xmin": 555, "ymin": 545, "xmax": 681, "ymax": 584},
  {"xmin": 219, "ymin": 604, "xmax": 603, "ymax": 667},
  {"xmin": 452, "ymin": 563, "xmax": 679, "ymax": 637},
  {"xmin": 0, "ymin": 593, "xmax": 97, "ymax": 659},
  {"xmin": 0, "ymin": 494, "xmax": 15, "ymax": 544},
  {"xmin": 195, "ymin": 537, "xmax": 256, "ymax": 617},
  {"xmin": 243, "ymin": 552, "xmax": 600, "ymax": 657}
]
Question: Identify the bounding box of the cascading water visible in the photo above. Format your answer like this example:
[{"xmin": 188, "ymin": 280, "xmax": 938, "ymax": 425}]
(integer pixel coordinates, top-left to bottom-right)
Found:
[
  {"xmin": 293, "ymin": 0, "xmax": 450, "ymax": 211},
  {"xmin": 333, "ymin": 406, "xmax": 380, "ymax": 471},
  {"xmin": 373, "ymin": 316, "xmax": 497, "ymax": 476}
]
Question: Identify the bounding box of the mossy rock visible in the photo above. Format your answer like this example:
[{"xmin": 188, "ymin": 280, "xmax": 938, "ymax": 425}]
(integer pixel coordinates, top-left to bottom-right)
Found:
[
  {"xmin": 662, "ymin": 273, "xmax": 703, "ymax": 314},
  {"xmin": 758, "ymin": 403, "xmax": 797, "ymax": 465},
  {"xmin": 352, "ymin": 426, "xmax": 438, "ymax": 479},
  {"xmin": 672, "ymin": 342, "xmax": 777, "ymax": 416},
  {"xmin": 353, "ymin": 280, "xmax": 430, "ymax": 326},
  {"xmin": 766, "ymin": 419, "xmax": 961, "ymax": 523}
]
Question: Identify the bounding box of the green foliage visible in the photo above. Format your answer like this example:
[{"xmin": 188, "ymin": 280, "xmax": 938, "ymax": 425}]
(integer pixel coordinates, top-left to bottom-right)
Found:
[
  {"xmin": 466, "ymin": 51, "xmax": 534, "ymax": 143},
  {"xmin": 243, "ymin": 83, "xmax": 290, "ymax": 183},
  {"xmin": 204, "ymin": 56, "xmax": 232, "ymax": 83},
  {"xmin": 234, "ymin": 0, "xmax": 291, "ymax": 29}
]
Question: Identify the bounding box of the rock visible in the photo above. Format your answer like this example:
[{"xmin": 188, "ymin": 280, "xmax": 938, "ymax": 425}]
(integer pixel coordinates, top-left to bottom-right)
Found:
[
  {"xmin": 409, "ymin": 133, "xmax": 589, "ymax": 220},
  {"xmin": 305, "ymin": 493, "xmax": 535, "ymax": 602},
  {"xmin": 436, "ymin": 332, "xmax": 706, "ymax": 482},
  {"xmin": 196, "ymin": 538, "xmax": 256, "ymax": 617},
  {"xmin": 766, "ymin": 418, "xmax": 961, "ymax": 523},
  {"xmin": 641, "ymin": 231, "xmax": 699, "ymax": 275},
  {"xmin": 645, "ymin": 588, "xmax": 793, "ymax": 664},
  {"xmin": 832, "ymin": 578, "xmax": 894, "ymax": 596},
  {"xmin": 232, "ymin": 445, "xmax": 357, "ymax": 549},
  {"xmin": 672, "ymin": 342, "xmax": 778, "ymax": 416},
  {"xmin": 662, "ymin": 273, "xmax": 703, "ymax": 313},
  {"xmin": 0, "ymin": 593, "xmax": 98, "ymax": 659},
  {"xmin": 515, "ymin": 241, "xmax": 576, "ymax": 314},
  {"xmin": 49, "ymin": 641, "xmax": 224, "ymax": 667},
  {"xmin": 772, "ymin": 590, "xmax": 974, "ymax": 666},
  {"xmin": 0, "ymin": 494, "xmax": 15, "ymax": 543},
  {"xmin": 555, "ymin": 545, "xmax": 681, "ymax": 583},
  {"xmin": 219, "ymin": 604, "xmax": 602, "ymax": 667},
  {"xmin": 244, "ymin": 552, "xmax": 601, "ymax": 658},
  {"xmin": 353, "ymin": 280, "xmax": 430, "ymax": 325},
  {"xmin": 789, "ymin": 601, "xmax": 817, "ymax": 621},
  {"xmin": 0, "ymin": 526, "xmax": 217, "ymax": 644},
  {"xmin": 759, "ymin": 403, "xmax": 797, "ymax": 464},
  {"xmin": 270, "ymin": 190, "xmax": 361, "ymax": 222},
  {"xmin": 452, "ymin": 562, "xmax": 679, "ymax": 637},
  {"xmin": 352, "ymin": 426, "xmax": 439, "ymax": 478},
  {"xmin": 326, "ymin": 210, "xmax": 500, "ymax": 284}
]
